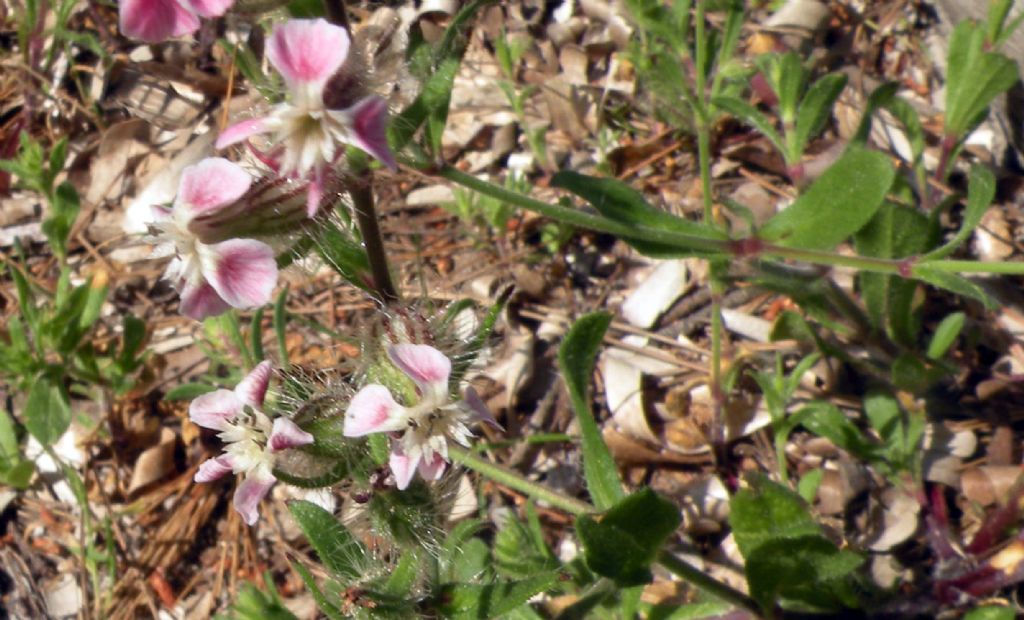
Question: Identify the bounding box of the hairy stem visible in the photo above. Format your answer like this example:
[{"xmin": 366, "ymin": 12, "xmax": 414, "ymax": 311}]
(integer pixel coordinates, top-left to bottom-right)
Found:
[{"xmin": 350, "ymin": 173, "xmax": 399, "ymax": 304}]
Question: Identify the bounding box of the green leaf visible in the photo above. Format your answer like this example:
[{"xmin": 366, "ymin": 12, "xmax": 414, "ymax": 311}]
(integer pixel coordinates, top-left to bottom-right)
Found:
[
  {"xmin": 853, "ymin": 202, "xmax": 934, "ymax": 342},
  {"xmin": 796, "ymin": 402, "xmax": 875, "ymax": 460},
  {"xmin": 42, "ymin": 181, "xmax": 80, "ymax": 262},
  {"xmin": 852, "ymin": 82, "xmax": 925, "ymax": 168},
  {"xmin": 927, "ymin": 312, "xmax": 966, "ymax": 360},
  {"xmin": 288, "ymin": 500, "xmax": 367, "ymax": 581},
  {"xmin": 24, "ymin": 373, "xmax": 72, "ymax": 446},
  {"xmin": 163, "ymin": 383, "xmax": 216, "ymax": 401},
  {"xmin": 0, "ymin": 408, "xmax": 32, "ymax": 489},
  {"xmin": 793, "ymin": 73, "xmax": 848, "ymax": 158},
  {"xmin": 438, "ymin": 573, "xmax": 557, "ymax": 619},
  {"xmin": 550, "ymin": 171, "xmax": 726, "ymax": 258},
  {"xmin": 382, "ymin": 551, "xmax": 420, "ymax": 597},
  {"xmin": 759, "ymin": 146, "xmax": 895, "ymax": 250},
  {"xmin": 273, "ymin": 459, "xmax": 352, "ymax": 489},
  {"xmin": 576, "ymin": 489, "xmax": 681, "ymax": 586},
  {"xmin": 291, "ymin": 561, "xmax": 344, "ymax": 620},
  {"xmin": 117, "ymin": 316, "xmax": 147, "ymax": 368},
  {"xmin": 925, "ymin": 165, "xmax": 996, "ymax": 259},
  {"xmin": 797, "ymin": 470, "xmax": 824, "ymax": 504},
  {"xmin": 494, "ymin": 517, "xmax": 559, "ymax": 579},
  {"xmin": 711, "ymin": 95, "xmax": 785, "ymax": 155},
  {"xmin": 729, "ymin": 474, "xmax": 820, "ymax": 558},
  {"xmin": 964, "ymin": 605, "xmax": 1016, "ymax": 620},
  {"xmin": 745, "ymin": 536, "xmax": 862, "ymax": 612},
  {"xmin": 945, "ymin": 20, "xmax": 1019, "ymax": 139},
  {"xmin": 558, "ymin": 312, "xmax": 623, "ymax": 510},
  {"xmin": 890, "ymin": 354, "xmax": 941, "ymax": 394},
  {"xmin": 314, "ymin": 219, "xmax": 371, "ymax": 292},
  {"xmin": 911, "ymin": 265, "xmax": 998, "ymax": 309},
  {"xmin": 228, "ymin": 579, "xmax": 300, "ymax": 620},
  {"xmin": 78, "ymin": 274, "xmax": 107, "ymax": 330},
  {"xmin": 863, "ymin": 390, "xmax": 901, "ymax": 439},
  {"xmin": 7, "ymin": 262, "xmax": 39, "ymax": 334}
]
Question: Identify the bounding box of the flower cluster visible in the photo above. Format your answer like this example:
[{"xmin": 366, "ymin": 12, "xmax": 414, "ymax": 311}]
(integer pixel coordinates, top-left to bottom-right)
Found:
[
  {"xmin": 190, "ymin": 362, "xmax": 314, "ymax": 525},
  {"xmin": 126, "ymin": 0, "xmax": 492, "ymax": 532},
  {"xmin": 343, "ymin": 344, "xmax": 500, "ymax": 489},
  {"xmin": 128, "ymin": 16, "xmax": 395, "ymax": 318}
]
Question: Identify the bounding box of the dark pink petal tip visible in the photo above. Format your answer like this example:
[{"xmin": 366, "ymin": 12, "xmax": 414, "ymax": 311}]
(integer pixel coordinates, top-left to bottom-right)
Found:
[
  {"xmin": 344, "ymin": 384, "xmax": 402, "ymax": 437},
  {"xmin": 202, "ymin": 238, "xmax": 278, "ymax": 310},
  {"xmin": 267, "ymin": 18, "xmax": 350, "ymax": 86},
  {"xmin": 235, "ymin": 361, "xmax": 273, "ymax": 409},
  {"xmin": 388, "ymin": 446, "xmax": 417, "ymax": 490},
  {"xmin": 176, "ymin": 157, "xmax": 252, "ymax": 219},
  {"xmin": 119, "ymin": 0, "xmax": 200, "ymax": 42},
  {"xmin": 233, "ymin": 470, "xmax": 276, "ymax": 526},
  {"xmin": 464, "ymin": 386, "xmax": 503, "ymax": 431},
  {"xmin": 269, "ymin": 417, "xmax": 314, "ymax": 452},
  {"xmin": 189, "ymin": 389, "xmax": 243, "ymax": 431},
  {"xmin": 349, "ymin": 97, "xmax": 397, "ymax": 170},
  {"xmin": 387, "ymin": 344, "xmax": 451, "ymax": 393},
  {"xmin": 195, "ymin": 455, "xmax": 234, "ymax": 482}
]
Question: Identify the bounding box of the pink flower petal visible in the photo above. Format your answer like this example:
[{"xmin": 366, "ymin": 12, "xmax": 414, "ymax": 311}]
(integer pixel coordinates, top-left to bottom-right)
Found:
[
  {"xmin": 417, "ymin": 453, "xmax": 447, "ymax": 482},
  {"xmin": 306, "ymin": 166, "xmax": 325, "ymax": 217},
  {"xmin": 195, "ymin": 455, "xmax": 235, "ymax": 482},
  {"xmin": 189, "ymin": 389, "xmax": 243, "ymax": 431},
  {"xmin": 387, "ymin": 344, "xmax": 451, "ymax": 396},
  {"xmin": 176, "ymin": 158, "xmax": 252, "ymax": 218},
  {"xmin": 389, "ymin": 445, "xmax": 418, "ymax": 490},
  {"xmin": 216, "ymin": 117, "xmax": 273, "ymax": 150},
  {"xmin": 201, "ymin": 238, "xmax": 278, "ymax": 310},
  {"xmin": 235, "ymin": 361, "xmax": 273, "ymax": 409},
  {"xmin": 267, "ymin": 19, "xmax": 350, "ymax": 87},
  {"xmin": 344, "ymin": 385, "xmax": 407, "ymax": 437},
  {"xmin": 233, "ymin": 468, "xmax": 276, "ymax": 525},
  {"xmin": 464, "ymin": 386, "xmax": 503, "ymax": 430},
  {"xmin": 269, "ymin": 417, "xmax": 314, "ymax": 451},
  {"xmin": 178, "ymin": 0, "xmax": 232, "ymax": 17},
  {"xmin": 179, "ymin": 278, "xmax": 231, "ymax": 320},
  {"xmin": 346, "ymin": 96, "xmax": 397, "ymax": 170},
  {"xmin": 119, "ymin": 0, "xmax": 199, "ymax": 43}
]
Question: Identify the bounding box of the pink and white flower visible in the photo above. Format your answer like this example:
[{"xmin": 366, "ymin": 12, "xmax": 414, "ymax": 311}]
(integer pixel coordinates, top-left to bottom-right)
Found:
[
  {"xmin": 343, "ymin": 344, "xmax": 500, "ymax": 490},
  {"xmin": 190, "ymin": 361, "xmax": 314, "ymax": 525},
  {"xmin": 216, "ymin": 18, "xmax": 397, "ymax": 217},
  {"xmin": 119, "ymin": 0, "xmax": 234, "ymax": 43},
  {"xmin": 149, "ymin": 157, "xmax": 278, "ymax": 320}
]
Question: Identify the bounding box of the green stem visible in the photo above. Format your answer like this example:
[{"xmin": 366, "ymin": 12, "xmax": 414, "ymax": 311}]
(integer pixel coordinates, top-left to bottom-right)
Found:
[
  {"xmin": 438, "ymin": 165, "xmax": 728, "ymax": 254},
  {"xmin": 657, "ymin": 549, "xmax": 761, "ymax": 615},
  {"xmin": 709, "ymin": 287, "xmax": 724, "ymax": 441},
  {"xmin": 449, "ymin": 445, "xmax": 595, "ymax": 515},
  {"xmin": 437, "ymin": 165, "xmax": 1024, "ymax": 277},
  {"xmin": 450, "ymin": 445, "xmax": 761, "ymax": 615},
  {"xmin": 697, "ymin": 126, "xmax": 714, "ymax": 224},
  {"xmin": 914, "ymin": 259, "xmax": 1024, "ymax": 274}
]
